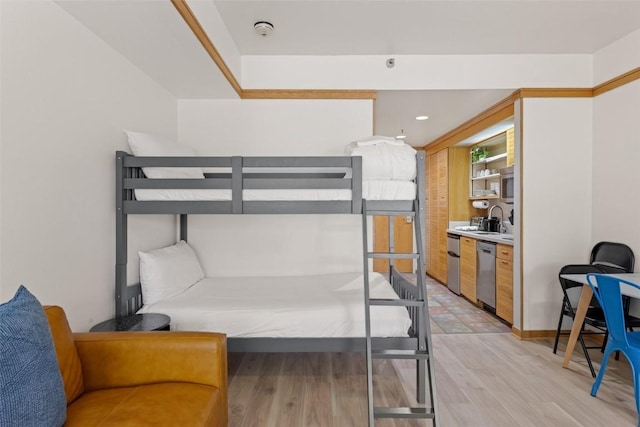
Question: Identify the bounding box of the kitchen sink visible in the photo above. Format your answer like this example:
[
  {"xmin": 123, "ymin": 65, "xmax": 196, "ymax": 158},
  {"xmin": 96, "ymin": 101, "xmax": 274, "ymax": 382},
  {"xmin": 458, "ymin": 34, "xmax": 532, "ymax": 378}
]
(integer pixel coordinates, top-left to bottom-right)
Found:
[{"xmin": 471, "ymin": 231, "xmax": 514, "ymax": 241}]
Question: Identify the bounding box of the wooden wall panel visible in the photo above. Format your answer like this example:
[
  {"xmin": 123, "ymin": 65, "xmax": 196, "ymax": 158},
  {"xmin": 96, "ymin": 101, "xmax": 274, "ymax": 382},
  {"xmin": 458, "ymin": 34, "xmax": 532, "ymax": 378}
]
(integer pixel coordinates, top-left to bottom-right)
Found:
[
  {"xmin": 426, "ymin": 149, "xmax": 449, "ymax": 283},
  {"xmin": 506, "ymin": 127, "xmax": 515, "ymax": 167}
]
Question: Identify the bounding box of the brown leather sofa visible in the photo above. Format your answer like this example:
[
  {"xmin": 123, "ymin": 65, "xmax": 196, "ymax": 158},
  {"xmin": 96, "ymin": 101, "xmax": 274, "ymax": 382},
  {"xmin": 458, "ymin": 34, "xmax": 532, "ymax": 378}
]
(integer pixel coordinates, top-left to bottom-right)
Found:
[{"xmin": 44, "ymin": 306, "xmax": 228, "ymax": 426}]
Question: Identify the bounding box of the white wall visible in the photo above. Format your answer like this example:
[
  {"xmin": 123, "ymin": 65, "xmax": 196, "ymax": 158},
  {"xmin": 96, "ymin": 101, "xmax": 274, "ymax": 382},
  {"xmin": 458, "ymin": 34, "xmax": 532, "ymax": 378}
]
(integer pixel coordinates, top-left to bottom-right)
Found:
[
  {"xmin": 0, "ymin": 0, "xmax": 3, "ymax": 299},
  {"xmin": 512, "ymin": 99, "xmax": 522, "ymax": 331},
  {"xmin": 242, "ymin": 54, "xmax": 593, "ymax": 90},
  {"xmin": 592, "ymin": 26, "xmax": 640, "ymax": 253},
  {"xmin": 178, "ymin": 99, "xmax": 373, "ymax": 276},
  {"xmin": 591, "ymin": 27, "xmax": 640, "ymax": 315},
  {"xmin": 521, "ymin": 98, "xmax": 593, "ymax": 331},
  {"xmin": 592, "ymin": 80, "xmax": 640, "ymax": 269},
  {"xmin": 593, "ymin": 27, "xmax": 640, "ymax": 85},
  {"xmin": 1, "ymin": 0, "xmax": 178, "ymax": 331}
]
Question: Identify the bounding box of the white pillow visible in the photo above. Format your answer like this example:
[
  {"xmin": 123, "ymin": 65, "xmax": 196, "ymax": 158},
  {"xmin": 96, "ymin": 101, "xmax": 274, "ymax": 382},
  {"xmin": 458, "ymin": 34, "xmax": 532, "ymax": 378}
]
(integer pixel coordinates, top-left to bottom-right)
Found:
[
  {"xmin": 125, "ymin": 130, "xmax": 204, "ymax": 179},
  {"xmin": 139, "ymin": 240, "xmax": 205, "ymax": 305}
]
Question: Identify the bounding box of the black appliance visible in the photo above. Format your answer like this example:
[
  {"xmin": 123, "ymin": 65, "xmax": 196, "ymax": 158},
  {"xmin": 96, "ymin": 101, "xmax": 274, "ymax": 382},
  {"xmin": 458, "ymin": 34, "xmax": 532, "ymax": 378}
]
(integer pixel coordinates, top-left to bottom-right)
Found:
[
  {"xmin": 487, "ymin": 217, "xmax": 500, "ymax": 232},
  {"xmin": 500, "ymin": 166, "xmax": 514, "ymax": 204}
]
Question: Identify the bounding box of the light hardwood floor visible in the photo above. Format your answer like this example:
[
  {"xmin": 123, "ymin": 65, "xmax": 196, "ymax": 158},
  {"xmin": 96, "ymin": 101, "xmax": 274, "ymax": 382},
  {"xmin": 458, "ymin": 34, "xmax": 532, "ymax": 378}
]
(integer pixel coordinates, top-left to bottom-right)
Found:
[{"xmin": 228, "ymin": 335, "xmax": 638, "ymax": 426}]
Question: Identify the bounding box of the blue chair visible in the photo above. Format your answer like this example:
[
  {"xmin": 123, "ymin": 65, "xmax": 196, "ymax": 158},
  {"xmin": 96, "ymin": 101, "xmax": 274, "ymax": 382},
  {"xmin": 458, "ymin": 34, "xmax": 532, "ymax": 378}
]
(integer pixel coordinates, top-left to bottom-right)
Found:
[{"xmin": 586, "ymin": 273, "xmax": 640, "ymax": 422}]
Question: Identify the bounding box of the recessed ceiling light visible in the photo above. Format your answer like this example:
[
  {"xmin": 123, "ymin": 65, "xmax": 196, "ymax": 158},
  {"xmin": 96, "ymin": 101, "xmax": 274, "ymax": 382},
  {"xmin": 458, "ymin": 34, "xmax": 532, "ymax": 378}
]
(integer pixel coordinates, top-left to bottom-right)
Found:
[
  {"xmin": 416, "ymin": 115, "xmax": 429, "ymax": 121},
  {"xmin": 396, "ymin": 135, "xmax": 406, "ymax": 139}
]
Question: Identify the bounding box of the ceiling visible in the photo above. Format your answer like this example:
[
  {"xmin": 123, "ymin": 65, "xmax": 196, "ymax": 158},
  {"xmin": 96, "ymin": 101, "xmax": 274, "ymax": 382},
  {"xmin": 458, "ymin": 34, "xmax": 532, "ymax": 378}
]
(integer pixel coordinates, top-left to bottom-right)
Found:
[
  {"xmin": 375, "ymin": 89, "xmax": 514, "ymax": 146},
  {"xmin": 56, "ymin": 0, "xmax": 238, "ymax": 99},
  {"xmin": 214, "ymin": 0, "xmax": 640, "ymax": 55},
  {"xmin": 55, "ymin": 1, "xmax": 640, "ymax": 146}
]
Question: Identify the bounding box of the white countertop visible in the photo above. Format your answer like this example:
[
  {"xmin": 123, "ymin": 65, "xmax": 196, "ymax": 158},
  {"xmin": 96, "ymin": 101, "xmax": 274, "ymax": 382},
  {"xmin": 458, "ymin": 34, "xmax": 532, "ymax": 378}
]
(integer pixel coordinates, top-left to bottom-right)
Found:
[
  {"xmin": 446, "ymin": 229, "xmax": 515, "ymax": 246},
  {"xmin": 561, "ymin": 273, "xmax": 640, "ymax": 299}
]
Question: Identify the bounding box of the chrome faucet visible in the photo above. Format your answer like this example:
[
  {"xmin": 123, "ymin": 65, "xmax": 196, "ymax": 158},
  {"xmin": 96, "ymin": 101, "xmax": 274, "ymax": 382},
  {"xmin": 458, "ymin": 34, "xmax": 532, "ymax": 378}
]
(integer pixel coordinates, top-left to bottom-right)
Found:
[{"xmin": 488, "ymin": 205, "xmax": 504, "ymax": 233}]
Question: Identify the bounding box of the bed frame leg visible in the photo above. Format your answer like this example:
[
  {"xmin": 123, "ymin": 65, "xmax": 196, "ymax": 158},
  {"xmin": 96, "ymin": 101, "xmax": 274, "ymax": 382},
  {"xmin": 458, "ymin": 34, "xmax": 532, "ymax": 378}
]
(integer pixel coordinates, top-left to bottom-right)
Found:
[
  {"xmin": 115, "ymin": 152, "xmax": 128, "ymax": 318},
  {"xmin": 180, "ymin": 214, "xmax": 188, "ymax": 241}
]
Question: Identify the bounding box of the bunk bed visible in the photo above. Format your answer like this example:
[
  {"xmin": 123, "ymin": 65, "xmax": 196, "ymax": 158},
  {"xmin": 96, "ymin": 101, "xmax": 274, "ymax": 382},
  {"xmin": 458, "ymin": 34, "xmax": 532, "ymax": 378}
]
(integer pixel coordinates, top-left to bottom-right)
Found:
[
  {"xmin": 115, "ymin": 145, "xmax": 438, "ymax": 424},
  {"xmin": 116, "ymin": 150, "xmax": 422, "ymax": 349}
]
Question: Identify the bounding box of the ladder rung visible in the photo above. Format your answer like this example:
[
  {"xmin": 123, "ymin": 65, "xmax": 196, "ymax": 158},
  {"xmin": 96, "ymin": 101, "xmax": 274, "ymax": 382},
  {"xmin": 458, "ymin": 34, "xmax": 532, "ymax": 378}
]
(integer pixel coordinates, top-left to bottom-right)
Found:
[
  {"xmin": 366, "ymin": 210, "xmax": 415, "ymax": 216},
  {"xmin": 372, "ymin": 349, "xmax": 429, "ymax": 360},
  {"xmin": 368, "ymin": 252, "xmax": 419, "ymax": 259},
  {"xmin": 374, "ymin": 407, "xmax": 435, "ymax": 419},
  {"xmin": 370, "ymin": 298, "xmax": 423, "ymax": 307}
]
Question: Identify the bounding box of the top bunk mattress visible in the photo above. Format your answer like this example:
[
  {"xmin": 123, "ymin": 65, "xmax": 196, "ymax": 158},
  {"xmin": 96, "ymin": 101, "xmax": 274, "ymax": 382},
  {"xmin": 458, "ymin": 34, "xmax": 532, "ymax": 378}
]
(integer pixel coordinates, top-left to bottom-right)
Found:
[
  {"xmin": 134, "ymin": 180, "xmax": 417, "ymax": 202},
  {"xmin": 137, "ymin": 272, "xmax": 412, "ymax": 338},
  {"xmin": 346, "ymin": 141, "xmax": 417, "ymax": 181}
]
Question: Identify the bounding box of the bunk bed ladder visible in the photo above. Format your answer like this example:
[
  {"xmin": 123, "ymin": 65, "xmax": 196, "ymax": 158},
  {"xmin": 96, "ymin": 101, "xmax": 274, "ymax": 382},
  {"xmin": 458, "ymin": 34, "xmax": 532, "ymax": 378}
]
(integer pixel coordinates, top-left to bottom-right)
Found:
[{"xmin": 362, "ymin": 199, "xmax": 438, "ymax": 426}]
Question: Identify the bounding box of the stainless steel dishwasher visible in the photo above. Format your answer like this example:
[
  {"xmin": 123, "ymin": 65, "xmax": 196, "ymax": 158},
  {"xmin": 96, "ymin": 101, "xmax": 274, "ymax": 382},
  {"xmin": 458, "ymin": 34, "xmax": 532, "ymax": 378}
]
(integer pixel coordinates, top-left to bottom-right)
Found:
[{"xmin": 476, "ymin": 241, "xmax": 496, "ymax": 308}]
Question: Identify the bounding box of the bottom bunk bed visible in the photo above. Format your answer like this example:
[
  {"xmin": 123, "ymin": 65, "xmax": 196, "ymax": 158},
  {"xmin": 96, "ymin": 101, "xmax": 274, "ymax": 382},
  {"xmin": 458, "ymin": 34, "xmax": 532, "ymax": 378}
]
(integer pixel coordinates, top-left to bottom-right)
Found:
[{"xmin": 135, "ymin": 268, "xmax": 423, "ymax": 353}]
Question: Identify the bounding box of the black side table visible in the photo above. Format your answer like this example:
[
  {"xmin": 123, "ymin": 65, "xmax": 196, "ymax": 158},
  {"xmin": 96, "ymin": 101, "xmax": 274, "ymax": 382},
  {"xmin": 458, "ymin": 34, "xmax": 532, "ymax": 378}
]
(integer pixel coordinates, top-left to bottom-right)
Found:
[{"xmin": 90, "ymin": 313, "xmax": 171, "ymax": 332}]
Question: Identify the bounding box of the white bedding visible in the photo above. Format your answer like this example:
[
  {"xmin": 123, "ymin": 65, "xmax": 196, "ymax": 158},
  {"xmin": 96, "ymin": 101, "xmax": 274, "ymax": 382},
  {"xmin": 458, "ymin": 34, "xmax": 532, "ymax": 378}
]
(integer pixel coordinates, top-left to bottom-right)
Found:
[
  {"xmin": 137, "ymin": 272, "xmax": 412, "ymax": 338},
  {"xmin": 134, "ymin": 180, "xmax": 416, "ymax": 201},
  {"xmin": 346, "ymin": 143, "xmax": 417, "ymax": 181}
]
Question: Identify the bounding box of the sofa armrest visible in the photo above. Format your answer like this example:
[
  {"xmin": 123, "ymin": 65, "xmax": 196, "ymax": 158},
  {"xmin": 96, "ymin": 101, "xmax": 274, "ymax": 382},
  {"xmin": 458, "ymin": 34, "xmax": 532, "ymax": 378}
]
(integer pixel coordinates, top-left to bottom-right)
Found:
[{"xmin": 73, "ymin": 332, "xmax": 227, "ymax": 401}]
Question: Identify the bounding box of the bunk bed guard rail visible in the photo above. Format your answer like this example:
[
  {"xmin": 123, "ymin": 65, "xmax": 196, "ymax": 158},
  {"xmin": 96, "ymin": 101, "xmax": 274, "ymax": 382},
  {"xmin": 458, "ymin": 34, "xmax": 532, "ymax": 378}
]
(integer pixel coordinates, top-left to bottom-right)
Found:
[{"xmin": 116, "ymin": 152, "xmax": 363, "ymax": 215}]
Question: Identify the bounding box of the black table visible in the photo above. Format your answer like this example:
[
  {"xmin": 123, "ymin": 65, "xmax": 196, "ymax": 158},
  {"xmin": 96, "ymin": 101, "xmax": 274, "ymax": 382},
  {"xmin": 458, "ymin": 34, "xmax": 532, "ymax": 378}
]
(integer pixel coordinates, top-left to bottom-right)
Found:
[{"xmin": 90, "ymin": 313, "xmax": 171, "ymax": 332}]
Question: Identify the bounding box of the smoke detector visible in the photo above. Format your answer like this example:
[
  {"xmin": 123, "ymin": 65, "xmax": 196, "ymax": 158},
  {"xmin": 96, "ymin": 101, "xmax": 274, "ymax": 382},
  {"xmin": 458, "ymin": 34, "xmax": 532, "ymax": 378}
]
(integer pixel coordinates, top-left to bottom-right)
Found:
[{"xmin": 254, "ymin": 21, "xmax": 274, "ymax": 37}]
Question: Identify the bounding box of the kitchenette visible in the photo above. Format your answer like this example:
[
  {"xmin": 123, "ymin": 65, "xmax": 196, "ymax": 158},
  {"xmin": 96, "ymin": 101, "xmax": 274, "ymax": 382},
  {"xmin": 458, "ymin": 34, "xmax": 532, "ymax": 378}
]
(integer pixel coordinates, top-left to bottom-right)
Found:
[
  {"xmin": 446, "ymin": 216, "xmax": 514, "ymax": 324},
  {"xmin": 426, "ymin": 121, "xmax": 516, "ymax": 325}
]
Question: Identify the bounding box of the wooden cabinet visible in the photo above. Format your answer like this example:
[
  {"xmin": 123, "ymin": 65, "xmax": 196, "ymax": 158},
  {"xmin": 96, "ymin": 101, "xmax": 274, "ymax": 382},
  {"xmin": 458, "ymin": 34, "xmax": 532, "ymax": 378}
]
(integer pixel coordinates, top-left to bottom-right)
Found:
[
  {"xmin": 426, "ymin": 149, "xmax": 448, "ymax": 282},
  {"xmin": 506, "ymin": 127, "xmax": 515, "ymax": 167},
  {"xmin": 496, "ymin": 243, "xmax": 514, "ymax": 324},
  {"xmin": 460, "ymin": 237, "xmax": 477, "ymax": 302},
  {"xmin": 426, "ymin": 148, "xmax": 478, "ymax": 283}
]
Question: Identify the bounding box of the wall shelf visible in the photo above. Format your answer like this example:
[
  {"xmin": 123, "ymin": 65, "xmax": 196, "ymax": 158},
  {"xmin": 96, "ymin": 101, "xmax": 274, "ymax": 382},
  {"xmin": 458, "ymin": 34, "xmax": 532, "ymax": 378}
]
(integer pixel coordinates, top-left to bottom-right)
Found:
[
  {"xmin": 469, "ymin": 195, "xmax": 499, "ymax": 200},
  {"xmin": 469, "ymin": 131, "xmax": 511, "ymax": 200},
  {"xmin": 471, "ymin": 152, "xmax": 507, "ymax": 165},
  {"xmin": 471, "ymin": 173, "xmax": 500, "ymax": 181}
]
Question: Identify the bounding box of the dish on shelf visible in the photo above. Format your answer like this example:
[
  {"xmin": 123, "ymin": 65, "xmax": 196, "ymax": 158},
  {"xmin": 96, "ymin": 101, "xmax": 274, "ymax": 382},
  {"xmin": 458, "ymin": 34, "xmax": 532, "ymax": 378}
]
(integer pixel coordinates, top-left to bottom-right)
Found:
[
  {"xmin": 472, "ymin": 189, "xmax": 497, "ymax": 196},
  {"xmin": 471, "ymin": 173, "xmax": 500, "ymax": 181}
]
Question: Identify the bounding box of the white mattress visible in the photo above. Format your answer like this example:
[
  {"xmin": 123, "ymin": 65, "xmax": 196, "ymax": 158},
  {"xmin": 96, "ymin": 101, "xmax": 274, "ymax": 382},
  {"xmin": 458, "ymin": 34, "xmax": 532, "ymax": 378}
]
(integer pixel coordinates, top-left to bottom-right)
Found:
[
  {"xmin": 134, "ymin": 180, "xmax": 416, "ymax": 201},
  {"xmin": 137, "ymin": 272, "xmax": 412, "ymax": 338}
]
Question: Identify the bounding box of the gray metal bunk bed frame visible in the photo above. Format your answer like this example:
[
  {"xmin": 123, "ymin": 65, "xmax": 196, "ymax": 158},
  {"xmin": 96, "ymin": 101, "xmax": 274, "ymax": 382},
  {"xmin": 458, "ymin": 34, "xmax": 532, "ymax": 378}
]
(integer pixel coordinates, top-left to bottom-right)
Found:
[
  {"xmin": 116, "ymin": 150, "xmax": 438, "ymax": 424},
  {"xmin": 115, "ymin": 150, "xmax": 426, "ymax": 354}
]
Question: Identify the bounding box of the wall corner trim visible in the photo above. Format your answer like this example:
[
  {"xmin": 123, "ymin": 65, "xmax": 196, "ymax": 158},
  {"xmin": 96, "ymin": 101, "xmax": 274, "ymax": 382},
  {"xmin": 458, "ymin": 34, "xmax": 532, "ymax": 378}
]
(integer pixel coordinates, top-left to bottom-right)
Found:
[{"xmin": 593, "ymin": 66, "xmax": 640, "ymax": 97}]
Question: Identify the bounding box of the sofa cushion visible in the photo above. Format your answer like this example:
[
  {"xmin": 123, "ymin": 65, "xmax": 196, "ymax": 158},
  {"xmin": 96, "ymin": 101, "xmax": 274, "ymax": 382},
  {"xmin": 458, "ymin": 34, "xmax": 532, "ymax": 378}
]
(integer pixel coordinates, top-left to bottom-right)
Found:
[
  {"xmin": 65, "ymin": 383, "xmax": 223, "ymax": 427},
  {"xmin": 0, "ymin": 286, "xmax": 66, "ymax": 427},
  {"xmin": 44, "ymin": 306, "xmax": 85, "ymax": 404}
]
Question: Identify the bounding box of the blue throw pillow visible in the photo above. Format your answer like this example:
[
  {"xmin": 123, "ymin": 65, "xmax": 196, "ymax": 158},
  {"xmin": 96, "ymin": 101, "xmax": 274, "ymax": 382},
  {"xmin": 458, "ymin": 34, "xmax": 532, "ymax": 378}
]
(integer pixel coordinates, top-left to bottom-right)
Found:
[{"xmin": 0, "ymin": 286, "xmax": 66, "ymax": 427}]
